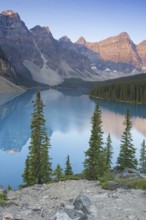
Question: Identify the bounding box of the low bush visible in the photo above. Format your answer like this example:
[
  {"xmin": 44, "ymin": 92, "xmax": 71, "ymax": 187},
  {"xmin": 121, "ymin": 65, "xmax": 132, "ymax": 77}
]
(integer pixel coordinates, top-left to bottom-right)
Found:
[
  {"xmin": 117, "ymin": 179, "xmax": 146, "ymax": 190},
  {"xmin": 0, "ymin": 193, "xmax": 7, "ymax": 206},
  {"xmin": 101, "ymin": 178, "xmax": 146, "ymax": 190}
]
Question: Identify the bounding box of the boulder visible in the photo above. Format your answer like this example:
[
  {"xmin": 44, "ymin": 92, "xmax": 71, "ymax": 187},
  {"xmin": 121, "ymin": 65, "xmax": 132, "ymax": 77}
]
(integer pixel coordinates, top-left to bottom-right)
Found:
[
  {"xmin": 2, "ymin": 213, "xmax": 14, "ymax": 220},
  {"xmin": 74, "ymin": 195, "xmax": 91, "ymax": 214},
  {"xmin": 122, "ymin": 168, "xmax": 145, "ymax": 179},
  {"xmin": 107, "ymin": 181, "xmax": 121, "ymax": 190},
  {"xmin": 123, "ymin": 168, "xmax": 139, "ymax": 174},
  {"xmin": 53, "ymin": 208, "xmax": 87, "ymax": 220},
  {"xmin": 73, "ymin": 194, "xmax": 97, "ymax": 219},
  {"xmin": 114, "ymin": 168, "xmax": 146, "ymax": 179}
]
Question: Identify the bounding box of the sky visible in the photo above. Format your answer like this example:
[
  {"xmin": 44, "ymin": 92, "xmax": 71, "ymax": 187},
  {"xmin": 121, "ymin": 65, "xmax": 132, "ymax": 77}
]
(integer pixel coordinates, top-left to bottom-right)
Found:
[{"xmin": 0, "ymin": 0, "xmax": 146, "ymax": 44}]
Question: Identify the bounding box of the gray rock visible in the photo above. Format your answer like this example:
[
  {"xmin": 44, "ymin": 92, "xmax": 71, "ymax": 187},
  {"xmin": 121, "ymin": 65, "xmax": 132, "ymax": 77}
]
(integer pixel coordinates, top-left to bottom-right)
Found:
[
  {"xmin": 2, "ymin": 213, "xmax": 14, "ymax": 220},
  {"xmin": 0, "ymin": 188, "xmax": 7, "ymax": 194},
  {"xmin": 139, "ymin": 168, "xmax": 146, "ymax": 174},
  {"xmin": 73, "ymin": 194, "xmax": 97, "ymax": 220},
  {"xmin": 122, "ymin": 168, "xmax": 145, "ymax": 179},
  {"xmin": 107, "ymin": 181, "xmax": 131, "ymax": 190},
  {"xmin": 107, "ymin": 181, "xmax": 121, "ymax": 190},
  {"xmin": 53, "ymin": 208, "xmax": 87, "ymax": 220},
  {"xmin": 123, "ymin": 168, "xmax": 139, "ymax": 174},
  {"xmin": 114, "ymin": 168, "xmax": 146, "ymax": 179},
  {"xmin": 74, "ymin": 195, "xmax": 92, "ymax": 214},
  {"xmin": 64, "ymin": 208, "xmax": 87, "ymax": 220}
]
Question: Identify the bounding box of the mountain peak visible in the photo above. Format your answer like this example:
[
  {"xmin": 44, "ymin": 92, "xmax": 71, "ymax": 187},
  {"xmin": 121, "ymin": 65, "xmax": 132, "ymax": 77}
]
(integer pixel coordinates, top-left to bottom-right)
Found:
[
  {"xmin": 118, "ymin": 32, "xmax": 130, "ymax": 40},
  {"xmin": 59, "ymin": 36, "xmax": 72, "ymax": 43},
  {"xmin": 43, "ymin": 26, "xmax": 51, "ymax": 33},
  {"xmin": 31, "ymin": 25, "xmax": 53, "ymax": 39},
  {"xmin": 31, "ymin": 25, "xmax": 51, "ymax": 33},
  {"xmin": 1, "ymin": 10, "xmax": 19, "ymax": 18},
  {"xmin": 76, "ymin": 36, "xmax": 86, "ymax": 45}
]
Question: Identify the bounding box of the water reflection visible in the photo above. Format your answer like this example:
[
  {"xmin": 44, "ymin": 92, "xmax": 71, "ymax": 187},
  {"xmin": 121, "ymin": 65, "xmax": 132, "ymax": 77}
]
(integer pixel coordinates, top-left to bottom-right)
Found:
[
  {"xmin": 99, "ymin": 99, "xmax": 146, "ymax": 139},
  {"xmin": 0, "ymin": 89, "xmax": 146, "ymax": 188}
]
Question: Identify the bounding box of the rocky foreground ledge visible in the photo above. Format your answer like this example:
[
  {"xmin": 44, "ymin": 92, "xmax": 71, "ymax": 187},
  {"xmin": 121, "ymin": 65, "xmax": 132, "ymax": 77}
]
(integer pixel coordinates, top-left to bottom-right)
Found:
[{"xmin": 1, "ymin": 180, "xmax": 146, "ymax": 220}]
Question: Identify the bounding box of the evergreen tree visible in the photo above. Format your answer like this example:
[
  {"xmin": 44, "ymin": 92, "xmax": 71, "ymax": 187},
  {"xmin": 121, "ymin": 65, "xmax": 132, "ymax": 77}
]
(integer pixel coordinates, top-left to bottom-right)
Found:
[
  {"xmin": 117, "ymin": 110, "xmax": 137, "ymax": 171},
  {"xmin": 22, "ymin": 91, "xmax": 52, "ymax": 185},
  {"xmin": 22, "ymin": 156, "xmax": 30, "ymax": 186},
  {"xmin": 65, "ymin": 155, "xmax": 73, "ymax": 176},
  {"xmin": 53, "ymin": 164, "xmax": 64, "ymax": 181},
  {"xmin": 105, "ymin": 134, "xmax": 113, "ymax": 169},
  {"xmin": 84, "ymin": 102, "xmax": 104, "ymax": 180},
  {"xmin": 139, "ymin": 139, "xmax": 146, "ymax": 169}
]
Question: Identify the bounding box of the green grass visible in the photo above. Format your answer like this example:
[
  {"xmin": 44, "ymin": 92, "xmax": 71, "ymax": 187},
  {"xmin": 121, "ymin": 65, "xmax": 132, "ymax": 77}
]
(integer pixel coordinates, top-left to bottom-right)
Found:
[
  {"xmin": 100, "ymin": 178, "xmax": 146, "ymax": 190},
  {"xmin": 117, "ymin": 178, "xmax": 146, "ymax": 190}
]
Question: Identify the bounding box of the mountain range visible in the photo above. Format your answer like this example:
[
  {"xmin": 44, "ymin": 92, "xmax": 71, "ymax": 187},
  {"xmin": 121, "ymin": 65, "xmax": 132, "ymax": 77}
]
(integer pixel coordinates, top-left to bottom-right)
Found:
[{"xmin": 0, "ymin": 10, "xmax": 146, "ymax": 90}]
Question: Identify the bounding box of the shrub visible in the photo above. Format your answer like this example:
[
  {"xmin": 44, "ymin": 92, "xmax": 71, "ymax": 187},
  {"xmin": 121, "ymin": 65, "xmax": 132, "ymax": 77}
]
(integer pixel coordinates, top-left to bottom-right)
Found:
[{"xmin": 0, "ymin": 193, "xmax": 7, "ymax": 206}]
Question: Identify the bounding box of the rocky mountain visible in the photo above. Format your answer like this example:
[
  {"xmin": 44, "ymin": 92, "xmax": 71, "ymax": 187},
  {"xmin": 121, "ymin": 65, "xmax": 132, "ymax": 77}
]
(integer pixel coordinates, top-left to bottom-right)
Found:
[
  {"xmin": 0, "ymin": 10, "xmax": 45, "ymax": 87},
  {"xmin": 0, "ymin": 46, "xmax": 26, "ymax": 91},
  {"xmin": 0, "ymin": 10, "xmax": 145, "ymax": 88},
  {"xmin": 137, "ymin": 40, "xmax": 146, "ymax": 70},
  {"xmin": 0, "ymin": 46, "xmax": 17, "ymax": 82},
  {"xmin": 29, "ymin": 26, "xmax": 95, "ymax": 85},
  {"xmin": 76, "ymin": 32, "xmax": 143, "ymax": 73}
]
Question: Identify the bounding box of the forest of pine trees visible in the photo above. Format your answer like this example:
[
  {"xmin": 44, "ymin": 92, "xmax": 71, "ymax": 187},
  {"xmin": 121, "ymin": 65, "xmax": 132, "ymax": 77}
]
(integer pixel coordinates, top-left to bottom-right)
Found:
[
  {"xmin": 22, "ymin": 91, "xmax": 146, "ymax": 186},
  {"xmin": 90, "ymin": 78, "xmax": 146, "ymax": 104}
]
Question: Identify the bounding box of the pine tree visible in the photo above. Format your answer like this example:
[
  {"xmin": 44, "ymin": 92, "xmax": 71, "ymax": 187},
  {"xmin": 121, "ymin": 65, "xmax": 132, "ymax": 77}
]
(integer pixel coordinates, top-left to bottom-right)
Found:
[
  {"xmin": 53, "ymin": 164, "xmax": 64, "ymax": 181},
  {"xmin": 117, "ymin": 110, "xmax": 137, "ymax": 171},
  {"xmin": 22, "ymin": 156, "xmax": 30, "ymax": 186},
  {"xmin": 84, "ymin": 102, "xmax": 104, "ymax": 180},
  {"xmin": 105, "ymin": 134, "xmax": 113, "ymax": 169},
  {"xmin": 139, "ymin": 140, "xmax": 146, "ymax": 170},
  {"xmin": 65, "ymin": 155, "xmax": 73, "ymax": 176},
  {"xmin": 22, "ymin": 90, "xmax": 52, "ymax": 185}
]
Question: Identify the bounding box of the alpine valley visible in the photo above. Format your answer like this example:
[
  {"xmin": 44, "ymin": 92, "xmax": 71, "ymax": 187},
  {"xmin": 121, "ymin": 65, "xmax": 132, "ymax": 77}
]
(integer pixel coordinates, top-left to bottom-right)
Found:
[{"xmin": 0, "ymin": 10, "xmax": 146, "ymax": 92}]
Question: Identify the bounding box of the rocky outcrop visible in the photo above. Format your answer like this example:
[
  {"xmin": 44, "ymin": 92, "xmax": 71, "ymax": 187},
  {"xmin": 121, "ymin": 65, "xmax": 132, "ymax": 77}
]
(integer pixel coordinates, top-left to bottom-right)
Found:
[
  {"xmin": 0, "ymin": 180, "xmax": 146, "ymax": 220},
  {"xmin": 115, "ymin": 168, "xmax": 146, "ymax": 179}
]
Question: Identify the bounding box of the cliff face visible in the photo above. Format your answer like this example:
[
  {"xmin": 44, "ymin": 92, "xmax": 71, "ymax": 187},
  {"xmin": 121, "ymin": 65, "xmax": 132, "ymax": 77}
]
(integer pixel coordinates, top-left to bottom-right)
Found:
[
  {"xmin": 137, "ymin": 40, "xmax": 146, "ymax": 70},
  {"xmin": 0, "ymin": 46, "xmax": 18, "ymax": 82},
  {"xmin": 30, "ymin": 26, "xmax": 93, "ymax": 85},
  {"xmin": 31, "ymin": 25, "xmax": 60, "ymax": 71},
  {"xmin": 76, "ymin": 32, "xmax": 142, "ymax": 72},
  {"xmin": 0, "ymin": 10, "xmax": 43, "ymax": 78}
]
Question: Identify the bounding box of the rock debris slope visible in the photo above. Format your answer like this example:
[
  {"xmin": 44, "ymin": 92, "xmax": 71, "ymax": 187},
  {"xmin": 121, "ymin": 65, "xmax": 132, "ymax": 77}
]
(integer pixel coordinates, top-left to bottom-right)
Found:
[{"xmin": 1, "ymin": 180, "xmax": 146, "ymax": 220}]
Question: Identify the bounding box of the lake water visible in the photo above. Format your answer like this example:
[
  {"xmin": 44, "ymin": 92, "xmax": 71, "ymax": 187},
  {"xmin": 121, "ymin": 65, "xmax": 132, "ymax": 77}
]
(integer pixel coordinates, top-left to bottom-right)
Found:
[{"xmin": 0, "ymin": 89, "xmax": 146, "ymax": 189}]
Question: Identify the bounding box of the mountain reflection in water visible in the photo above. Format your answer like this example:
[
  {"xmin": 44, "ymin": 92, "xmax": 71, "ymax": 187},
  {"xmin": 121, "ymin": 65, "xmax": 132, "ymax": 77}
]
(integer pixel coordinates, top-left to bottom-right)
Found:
[{"xmin": 0, "ymin": 89, "xmax": 146, "ymax": 188}]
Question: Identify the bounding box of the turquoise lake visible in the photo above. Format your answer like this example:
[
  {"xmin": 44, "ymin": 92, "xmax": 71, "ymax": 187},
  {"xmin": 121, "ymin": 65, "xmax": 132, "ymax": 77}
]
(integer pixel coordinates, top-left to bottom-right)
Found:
[{"xmin": 0, "ymin": 89, "xmax": 146, "ymax": 189}]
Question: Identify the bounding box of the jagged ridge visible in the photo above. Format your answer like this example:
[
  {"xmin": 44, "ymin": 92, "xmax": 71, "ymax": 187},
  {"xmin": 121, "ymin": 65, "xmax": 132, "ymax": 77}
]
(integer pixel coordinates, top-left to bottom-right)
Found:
[{"xmin": 0, "ymin": 10, "xmax": 146, "ymax": 88}]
